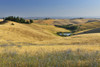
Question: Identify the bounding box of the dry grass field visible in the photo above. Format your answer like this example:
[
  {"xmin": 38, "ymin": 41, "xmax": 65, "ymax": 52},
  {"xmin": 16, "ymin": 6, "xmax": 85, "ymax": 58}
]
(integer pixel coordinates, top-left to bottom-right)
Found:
[
  {"xmin": 38, "ymin": 33, "xmax": 100, "ymax": 45},
  {"xmin": 0, "ymin": 21, "xmax": 70, "ymax": 45},
  {"xmin": 34, "ymin": 19, "xmax": 100, "ymax": 25},
  {"xmin": 78, "ymin": 21, "xmax": 100, "ymax": 31},
  {"xmin": 0, "ymin": 45, "xmax": 100, "ymax": 67},
  {"xmin": 0, "ymin": 20, "xmax": 100, "ymax": 45},
  {"xmin": 0, "ymin": 19, "xmax": 100, "ymax": 67}
]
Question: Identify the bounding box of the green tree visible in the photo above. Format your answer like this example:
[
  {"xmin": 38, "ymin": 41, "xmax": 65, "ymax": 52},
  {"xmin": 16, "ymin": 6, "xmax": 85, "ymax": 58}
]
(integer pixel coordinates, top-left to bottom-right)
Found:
[
  {"xmin": 30, "ymin": 19, "xmax": 33, "ymax": 23},
  {"xmin": 20, "ymin": 18, "xmax": 25, "ymax": 23},
  {"xmin": 4, "ymin": 16, "xmax": 33, "ymax": 24}
]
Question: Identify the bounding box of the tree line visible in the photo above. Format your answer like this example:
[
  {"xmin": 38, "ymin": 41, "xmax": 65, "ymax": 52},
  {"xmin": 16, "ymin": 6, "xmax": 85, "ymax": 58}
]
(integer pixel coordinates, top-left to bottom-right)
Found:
[
  {"xmin": 4, "ymin": 16, "xmax": 33, "ymax": 24},
  {"xmin": 55, "ymin": 24, "xmax": 78, "ymax": 32}
]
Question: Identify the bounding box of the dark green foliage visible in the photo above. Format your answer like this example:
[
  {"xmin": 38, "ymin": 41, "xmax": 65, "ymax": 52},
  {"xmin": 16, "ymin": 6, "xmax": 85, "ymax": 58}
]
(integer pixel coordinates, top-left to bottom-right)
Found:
[
  {"xmin": 55, "ymin": 24, "xmax": 78, "ymax": 31},
  {"xmin": 20, "ymin": 18, "xmax": 26, "ymax": 23},
  {"xmin": 44, "ymin": 18, "xmax": 51, "ymax": 20},
  {"xmin": 11, "ymin": 23, "xmax": 14, "ymax": 25},
  {"xmin": 30, "ymin": 19, "xmax": 33, "ymax": 23},
  {"xmin": 4, "ymin": 16, "xmax": 33, "ymax": 24}
]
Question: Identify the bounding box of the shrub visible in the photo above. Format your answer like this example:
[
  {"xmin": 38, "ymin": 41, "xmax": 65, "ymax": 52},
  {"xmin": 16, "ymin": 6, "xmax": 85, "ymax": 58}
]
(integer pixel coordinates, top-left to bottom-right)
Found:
[
  {"xmin": 55, "ymin": 24, "xmax": 78, "ymax": 32},
  {"xmin": 30, "ymin": 19, "xmax": 33, "ymax": 23},
  {"xmin": 11, "ymin": 23, "xmax": 14, "ymax": 25},
  {"xmin": 44, "ymin": 18, "xmax": 51, "ymax": 20}
]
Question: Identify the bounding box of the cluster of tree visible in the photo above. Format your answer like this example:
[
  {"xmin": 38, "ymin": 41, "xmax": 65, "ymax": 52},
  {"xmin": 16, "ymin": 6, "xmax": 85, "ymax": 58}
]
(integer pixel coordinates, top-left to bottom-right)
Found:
[
  {"xmin": 44, "ymin": 18, "xmax": 51, "ymax": 20},
  {"xmin": 55, "ymin": 24, "xmax": 78, "ymax": 32},
  {"xmin": 70, "ymin": 17, "xmax": 84, "ymax": 20},
  {"xmin": 4, "ymin": 16, "xmax": 33, "ymax": 24}
]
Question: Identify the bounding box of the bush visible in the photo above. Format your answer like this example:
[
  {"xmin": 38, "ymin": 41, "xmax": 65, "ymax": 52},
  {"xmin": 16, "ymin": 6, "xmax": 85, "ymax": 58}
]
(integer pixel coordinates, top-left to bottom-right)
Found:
[
  {"xmin": 30, "ymin": 19, "xmax": 33, "ymax": 23},
  {"xmin": 44, "ymin": 18, "xmax": 51, "ymax": 20},
  {"xmin": 55, "ymin": 24, "xmax": 78, "ymax": 31},
  {"xmin": 11, "ymin": 23, "xmax": 14, "ymax": 25},
  {"xmin": 4, "ymin": 16, "xmax": 33, "ymax": 24}
]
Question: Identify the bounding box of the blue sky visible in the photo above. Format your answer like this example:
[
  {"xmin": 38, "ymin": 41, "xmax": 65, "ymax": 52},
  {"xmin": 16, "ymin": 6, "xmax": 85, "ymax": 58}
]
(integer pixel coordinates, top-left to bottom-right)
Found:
[{"xmin": 0, "ymin": 0, "xmax": 100, "ymax": 17}]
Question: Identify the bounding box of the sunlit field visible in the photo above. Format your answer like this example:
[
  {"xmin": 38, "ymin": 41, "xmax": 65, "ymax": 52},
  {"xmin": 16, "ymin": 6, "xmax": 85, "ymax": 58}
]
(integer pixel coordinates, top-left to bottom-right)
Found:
[
  {"xmin": 0, "ymin": 45, "xmax": 100, "ymax": 67},
  {"xmin": 1, "ymin": 0, "xmax": 100, "ymax": 67},
  {"xmin": 0, "ymin": 19, "xmax": 100, "ymax": 67}
]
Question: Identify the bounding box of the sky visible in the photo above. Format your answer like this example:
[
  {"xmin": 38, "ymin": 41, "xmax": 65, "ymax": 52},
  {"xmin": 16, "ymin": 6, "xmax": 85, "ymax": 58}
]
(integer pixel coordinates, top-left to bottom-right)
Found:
[{"xmin": 0, "ymin": 0, "xmax": 100, "ymax": 17}]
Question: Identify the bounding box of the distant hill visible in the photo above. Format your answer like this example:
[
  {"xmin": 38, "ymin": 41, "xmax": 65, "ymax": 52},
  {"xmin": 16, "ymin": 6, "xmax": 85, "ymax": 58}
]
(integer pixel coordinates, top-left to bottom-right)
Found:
[
  {"xmin": 78, "ymin": 21, "xmax": 100, "ymax": 31},
  {"xmin": 33, "ymin": 19, "xmax": 100, "ymax": 25}
]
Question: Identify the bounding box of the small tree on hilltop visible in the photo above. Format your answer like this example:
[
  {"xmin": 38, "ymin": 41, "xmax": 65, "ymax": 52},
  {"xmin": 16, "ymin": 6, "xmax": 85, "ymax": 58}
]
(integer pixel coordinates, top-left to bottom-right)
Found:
[
  {"xmin": 15, "ymin": 17, "xmax": 20, "ymax": 22},
  {"xmin": 20, "ymin": 18, "xmax": 25, "ymax": 23},
  {"xmin": 25, "ymin": 21, "xmax": 30, "ymax": 24},
  {"xmin": 30, "ymin": 19, "xmax": 33, "ymax": 23}
]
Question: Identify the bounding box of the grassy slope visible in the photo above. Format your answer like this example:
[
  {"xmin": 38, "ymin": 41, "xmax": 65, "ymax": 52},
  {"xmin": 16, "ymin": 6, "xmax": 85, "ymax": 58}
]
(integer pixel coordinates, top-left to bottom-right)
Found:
[
  {"xmin": 0, "ymin": 20, "xmax": 100, "ymax": 45},
  {"xmin": 74, "ymin": 21, "xmax": 100, "ymax": 34},
  {"xmin": 34, "ymin": 19, "xmax": 100, "ymax": 25},
  {"xmin": 78, "ymin": 21, "xmax": 100, "ymax": 31},
  {"xmin": 77, "ymin": 28, "xmax": 100, "ymax": 34},
  {"xmin": 33, "ymin": 19, "xmax": 100, "ymax": 45},
  {"xmin": 0, "ymin": 19, "xmax": 100, "ymax": 67},
  {"xmin": 0, "ymin": 21, "xmax": 70, "ymax": 45},
  {"xmin": 38, "ymin": 33, "xmax": 100, "ymax": 45}
]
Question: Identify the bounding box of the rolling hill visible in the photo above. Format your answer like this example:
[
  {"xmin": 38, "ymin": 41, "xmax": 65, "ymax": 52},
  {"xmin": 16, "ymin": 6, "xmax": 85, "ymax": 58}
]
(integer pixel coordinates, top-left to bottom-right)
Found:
[
  {"xmin": 78, "ymin": 21, "xmax": 100, "ymax": 31},
  {"xmin": 77, "ymin": 28, "xmax": 100, "ymax": 34},
  {"xmin": 33, "ymin": 19, "xmax": 100, "ymax": 45},
  {"xmin": 39, "ymin": 33, "xmax": 100, "ymax": 45},
  {"xmin": 34, "ymin": 19, "xmax": 100, "ymax": 25},
  {"xmin": 0, "ymin": 20, "xmax": 70, "ymax": 45},
  {"xmin": 0, "ymin": 19, "xmax": 100, "ymax": 45}
]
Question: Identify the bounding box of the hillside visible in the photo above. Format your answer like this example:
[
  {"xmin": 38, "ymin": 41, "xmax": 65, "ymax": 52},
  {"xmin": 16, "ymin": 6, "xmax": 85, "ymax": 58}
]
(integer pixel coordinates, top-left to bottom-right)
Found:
[
  {"xmin": 33, "ymin": 19, "xmax": 100, "ymax": 45},
  {"xmin": 78, "ymin": 21, "xmax": 100, "ymax": 31},
  {"xmin": 34, "ymin": 19, "xmax": 100, "ymax": 25},
  {"xmin": 39, "ymin": 33, "xmax": 100, "ymax": 45},
  {"xmin": 77, "ymin": 28, "xmax": 100, "ymax": 34},
  {"xmin": 0, "ymin": 21, "xmax": 70, "ymax": 45},
  {"xmin": 0, "ymin": 19, "xmax": 100, "ymax": 45},
  {"xmin": 0, "ymin": 19, "xmax": 100, "ymax": 67}
]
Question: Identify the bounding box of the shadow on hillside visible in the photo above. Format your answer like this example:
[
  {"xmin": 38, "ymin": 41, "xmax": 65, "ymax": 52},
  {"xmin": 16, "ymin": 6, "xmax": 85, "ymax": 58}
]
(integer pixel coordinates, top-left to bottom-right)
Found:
[{"xmin": 78, "ymin": 28, "xmax": 100, "ymax": 34}]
